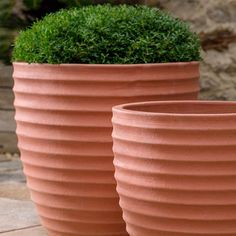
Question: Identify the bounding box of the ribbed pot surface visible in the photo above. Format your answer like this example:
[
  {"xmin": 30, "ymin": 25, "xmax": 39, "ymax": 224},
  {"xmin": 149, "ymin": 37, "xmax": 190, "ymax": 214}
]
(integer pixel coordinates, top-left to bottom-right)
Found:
[
  {"xmin": 13, "ymin": 62, "xmax": 199, "ymax": 236},
  {"xmin": 112, "ymin": 101, "xmax": 236, "ymax": 236}
]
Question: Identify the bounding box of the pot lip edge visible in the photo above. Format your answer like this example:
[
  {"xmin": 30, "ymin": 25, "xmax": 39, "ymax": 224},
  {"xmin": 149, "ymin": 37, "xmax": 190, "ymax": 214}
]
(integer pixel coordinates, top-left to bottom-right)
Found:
[
  {"xmin": 112, "ymin": 100, "xmax": 236, "ymax": 118},
  {"xmin": 12, "ymin": 61, "xmax": 199, "ymax": 68}
]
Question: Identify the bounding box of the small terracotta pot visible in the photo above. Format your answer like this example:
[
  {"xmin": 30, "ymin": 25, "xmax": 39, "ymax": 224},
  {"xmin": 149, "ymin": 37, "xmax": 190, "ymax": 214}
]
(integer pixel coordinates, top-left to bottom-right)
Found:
[
  {"xmin": 112, "ymin": 100, "xmax": 236, "ymax": 236},
  {"xmin": 13, "ymin": 62, "xmax": 199, "ymax": 236}
]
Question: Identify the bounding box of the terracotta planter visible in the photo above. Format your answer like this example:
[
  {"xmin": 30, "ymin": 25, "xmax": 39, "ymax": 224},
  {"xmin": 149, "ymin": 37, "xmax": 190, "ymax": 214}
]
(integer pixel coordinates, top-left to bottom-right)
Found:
[
  {"xmin": 112, "ymin": 100, "xmax": 236, "ymax": 236},
  {"xmin": 13, "ymin": 62, "xmax": 199, "ymax": 236}
]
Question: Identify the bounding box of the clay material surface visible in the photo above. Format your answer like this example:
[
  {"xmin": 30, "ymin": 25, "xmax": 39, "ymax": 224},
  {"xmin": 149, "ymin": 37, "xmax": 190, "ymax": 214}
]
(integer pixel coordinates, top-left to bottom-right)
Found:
[
  {"xmin": 13, "ymin": 62, "xmax": 199, "ymax": 236},
  {"xmin": 112, "ymin": 100, "xmax": 236, "ymax": 236}
]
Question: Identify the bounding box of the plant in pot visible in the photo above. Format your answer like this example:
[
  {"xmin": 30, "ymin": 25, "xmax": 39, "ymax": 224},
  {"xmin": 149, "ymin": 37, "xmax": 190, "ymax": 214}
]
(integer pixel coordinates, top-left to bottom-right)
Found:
[
  {"xmin": 112, "ymin": 100, "xmax": 236, "ymax": 236},
  {"xmin": 12, "ymin": 4, "xmax": 201, "ymax": 236}
]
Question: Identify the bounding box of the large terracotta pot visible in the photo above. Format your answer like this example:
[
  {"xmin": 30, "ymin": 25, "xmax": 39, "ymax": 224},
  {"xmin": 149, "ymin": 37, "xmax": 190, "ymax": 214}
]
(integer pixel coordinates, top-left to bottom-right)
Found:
[
  {"xmin": 112, "ymin": 100, "xmax": 236, "ymax": 236},
  {"xmin": 13, "ymin": 62, "xmax": 199, "ymax": 236}
]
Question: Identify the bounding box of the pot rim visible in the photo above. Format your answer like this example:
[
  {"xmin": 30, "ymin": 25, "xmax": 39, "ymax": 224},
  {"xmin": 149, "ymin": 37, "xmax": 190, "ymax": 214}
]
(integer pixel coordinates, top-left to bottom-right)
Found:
[
  {"xmin": 113, "ymin": 100, "xmax": 236, "ymax": 117},
  {"xmin": 12, "ymin": 61, "xmax": 199, "ymax": 68}
]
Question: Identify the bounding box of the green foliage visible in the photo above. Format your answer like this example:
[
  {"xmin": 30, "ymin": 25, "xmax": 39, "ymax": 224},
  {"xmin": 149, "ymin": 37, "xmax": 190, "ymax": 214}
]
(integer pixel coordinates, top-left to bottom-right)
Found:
[
  {"xmin": 0, "ymin": 0, "xmax": 18, "ymax": 63},
  {"xmin": 23, "ymin": 0, "xmax": 42, "ymax": 10},
  {"xmin": 0, "ymin": 0, "xmax": 81, "ymax": 64},
  {"xmin": 13, "ymin": 5, "xmax": 201, "ymax": 64},
  {"xmin": 0, "ymin": 0, "xmax": 141, "ymax": 64},
  {"xmin": 59, "ymin": 0, "xmax": 93, "ymax": 7}
]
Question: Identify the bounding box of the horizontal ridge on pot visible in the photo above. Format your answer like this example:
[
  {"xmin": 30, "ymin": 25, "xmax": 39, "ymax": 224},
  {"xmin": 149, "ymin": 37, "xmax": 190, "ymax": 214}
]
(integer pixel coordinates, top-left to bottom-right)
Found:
[
  {"xmin": 112, "ymin": 101, "xmax": 236, "ymax": 236},
  {"xmin": 13, "ymin": 63, "xmax": 199, "ymax": 236}
]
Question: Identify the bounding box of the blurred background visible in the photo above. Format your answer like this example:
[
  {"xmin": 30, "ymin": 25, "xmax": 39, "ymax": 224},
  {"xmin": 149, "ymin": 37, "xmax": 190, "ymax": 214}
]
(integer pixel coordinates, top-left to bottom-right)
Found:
[{"xmin": 1, "ymin": 0, "xmax": 236, "ymax": 153}]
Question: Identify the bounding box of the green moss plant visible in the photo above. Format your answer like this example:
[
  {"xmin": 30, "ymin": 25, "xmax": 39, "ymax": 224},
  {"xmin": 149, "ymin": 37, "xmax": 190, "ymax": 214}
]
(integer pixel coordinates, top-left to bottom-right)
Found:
[{"xmin": 13, "ymin": 4, "xmax": 201, "ymax": 64}]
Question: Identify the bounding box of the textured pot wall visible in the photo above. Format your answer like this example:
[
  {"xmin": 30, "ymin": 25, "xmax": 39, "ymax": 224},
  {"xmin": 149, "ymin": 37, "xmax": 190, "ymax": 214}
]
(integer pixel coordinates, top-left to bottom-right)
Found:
[
  {"xmin": 13, "ymin": 62, "xmax": 199, "ymax": 236},
  {"xmin": 112, "ymin": 101, "xmax": 236, "ymax": 236},
  {"xmin": 146, "ymin": 0, "xmax": 236, "ymax": 100}
]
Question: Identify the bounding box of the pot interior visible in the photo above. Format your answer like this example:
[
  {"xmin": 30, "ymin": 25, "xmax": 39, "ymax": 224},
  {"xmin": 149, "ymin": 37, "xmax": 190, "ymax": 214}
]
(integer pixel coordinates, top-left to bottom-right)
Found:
[{"xmin": 121, "ymin": 101, "xmax": 236, "ymax": 115}]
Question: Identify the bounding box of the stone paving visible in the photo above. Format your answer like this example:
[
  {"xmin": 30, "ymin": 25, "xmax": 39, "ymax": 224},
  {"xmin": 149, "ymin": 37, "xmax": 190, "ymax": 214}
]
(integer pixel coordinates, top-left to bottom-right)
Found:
[{"xmin": 0, "ymin": 154, "xmax": 47, "ymax": 235}]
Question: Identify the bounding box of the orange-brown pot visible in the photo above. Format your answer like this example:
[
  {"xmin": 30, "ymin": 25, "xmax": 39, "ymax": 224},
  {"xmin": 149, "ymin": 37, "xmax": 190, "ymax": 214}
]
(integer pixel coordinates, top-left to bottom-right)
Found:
[
  {"xmin": 112, "ymin": 100, "xmax": 236, "ymax": 236},
  {"xmin": 13, "ymin": 62, "xmax": 199, "ymax": 236}
]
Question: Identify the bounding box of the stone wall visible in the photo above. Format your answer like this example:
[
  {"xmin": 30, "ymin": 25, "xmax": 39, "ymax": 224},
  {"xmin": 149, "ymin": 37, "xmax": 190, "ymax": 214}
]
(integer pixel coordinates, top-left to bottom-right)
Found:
[
  {"xmin": 0, "ymin": 64, "xmax": 17, "ymax": 153},
  {"xmin": 147, "ymin": 0, "xmax": 236, "ymax": 100}
]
